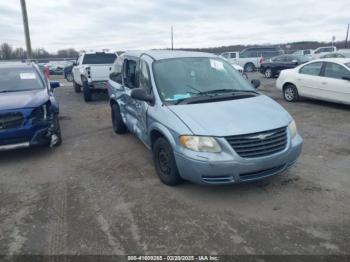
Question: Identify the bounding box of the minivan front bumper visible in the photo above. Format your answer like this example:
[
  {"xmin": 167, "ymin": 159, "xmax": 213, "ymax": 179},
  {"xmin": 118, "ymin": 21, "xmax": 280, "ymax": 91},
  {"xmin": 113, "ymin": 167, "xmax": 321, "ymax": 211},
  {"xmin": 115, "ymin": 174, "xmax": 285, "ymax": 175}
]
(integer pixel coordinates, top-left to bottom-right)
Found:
[{"xmin": 174, "ymin": 134, "xmax": 303, "ymax": 185}]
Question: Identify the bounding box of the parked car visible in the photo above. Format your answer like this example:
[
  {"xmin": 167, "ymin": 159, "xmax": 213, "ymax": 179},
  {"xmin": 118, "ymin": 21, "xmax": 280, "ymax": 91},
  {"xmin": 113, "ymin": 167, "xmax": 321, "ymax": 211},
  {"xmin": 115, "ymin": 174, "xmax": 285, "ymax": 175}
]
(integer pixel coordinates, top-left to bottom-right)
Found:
[
  {"xmin": 221, "ymin": 47, "xmax": 284, "ymax": 72},
  {"xmin": 312, "ymin": 46, "xmax": 337, "ymax": 59},
  {"xmin": 292, "ymin": 49, "xmax": 313, "ymax": 62},
  {"xmin": 320, "ymin": 53, "xmax": 346, "ymax": 59},
  {"xmin": 276, "ymin": 58, "xmax": 350, "ymax": 105},
  {"xmin": 0, "ymin": 62, "xmax": 62, "ymax": 151},
  {"xmin": 108, "ymin": 50, "xmax": 303, "ymax": 186},
  {"xmin": 72, "ymin": 51, "xmax": 117, "ymax": 102},
  {"xmin": 337, "ymin": 49, "xmax": 350, "ymax": 58},
  {"xmin": 260, "ymin": 55, "xmax": 305, "ymax": 78}
]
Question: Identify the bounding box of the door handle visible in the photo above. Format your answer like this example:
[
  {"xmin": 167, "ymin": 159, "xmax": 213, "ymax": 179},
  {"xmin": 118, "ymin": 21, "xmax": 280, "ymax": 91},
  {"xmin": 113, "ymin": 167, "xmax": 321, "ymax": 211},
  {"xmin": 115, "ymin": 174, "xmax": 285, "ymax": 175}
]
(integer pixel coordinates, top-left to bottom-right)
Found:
[{"xmin": 321, "ymin": 82, "xmax": 327, "ymax": 85}]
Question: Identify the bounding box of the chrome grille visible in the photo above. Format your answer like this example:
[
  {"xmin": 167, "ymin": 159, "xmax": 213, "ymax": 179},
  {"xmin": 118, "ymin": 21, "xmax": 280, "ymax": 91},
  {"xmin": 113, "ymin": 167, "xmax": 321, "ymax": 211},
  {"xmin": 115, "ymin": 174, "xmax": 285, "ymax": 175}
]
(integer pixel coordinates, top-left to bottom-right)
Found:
[
  {"xmin": 0, "ymin": 113, "xmax": 24, "ymax": 130},
  {"xmin": 226, "ymin": 127, "xmax": 287, "ymax": 158}
]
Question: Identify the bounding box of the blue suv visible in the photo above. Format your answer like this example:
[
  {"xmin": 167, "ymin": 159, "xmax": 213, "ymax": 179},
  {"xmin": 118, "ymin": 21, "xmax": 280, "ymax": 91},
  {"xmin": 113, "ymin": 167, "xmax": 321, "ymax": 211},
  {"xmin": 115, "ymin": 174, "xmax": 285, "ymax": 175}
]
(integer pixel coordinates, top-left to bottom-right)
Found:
[
  {"xmin": 108, "ymin": 51, "xmax": 302, "ymax": 186},
  {"xmin": 0, "ymin": 62, "xmax": 62, "ymax": 151}
]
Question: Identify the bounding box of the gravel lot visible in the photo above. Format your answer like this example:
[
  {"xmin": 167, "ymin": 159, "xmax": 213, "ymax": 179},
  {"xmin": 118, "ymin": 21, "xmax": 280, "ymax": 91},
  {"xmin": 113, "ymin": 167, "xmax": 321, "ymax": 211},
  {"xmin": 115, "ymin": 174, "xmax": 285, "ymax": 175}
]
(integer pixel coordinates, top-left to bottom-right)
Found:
[{"xmin": 0, "ymin": 72, "xmax": 349, "ymax": 256}]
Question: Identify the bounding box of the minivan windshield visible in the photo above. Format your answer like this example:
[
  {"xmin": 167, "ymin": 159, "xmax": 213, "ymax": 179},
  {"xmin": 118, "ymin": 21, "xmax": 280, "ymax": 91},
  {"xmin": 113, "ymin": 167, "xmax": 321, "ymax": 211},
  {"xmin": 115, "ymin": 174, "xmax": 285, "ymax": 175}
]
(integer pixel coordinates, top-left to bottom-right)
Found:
[
  {"xmin": 153, "ymin": 57, "xmax": 255, "ymax": 103},
  {"xmin": 0, "ymin": 67, "xmax": 44, "ymax": 93},
  {"xmin": 82, "ymin": 53, "xmax": 117, "ymax": 64}
]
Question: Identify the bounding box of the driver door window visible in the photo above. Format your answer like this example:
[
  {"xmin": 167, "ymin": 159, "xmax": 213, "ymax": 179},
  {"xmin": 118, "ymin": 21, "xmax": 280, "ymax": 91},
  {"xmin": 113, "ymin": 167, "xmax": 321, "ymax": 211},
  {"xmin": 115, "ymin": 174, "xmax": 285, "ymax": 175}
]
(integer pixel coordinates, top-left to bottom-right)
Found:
[{"xmin": 123, "ymin": 59, "xmax": 137, "ymax": 88}]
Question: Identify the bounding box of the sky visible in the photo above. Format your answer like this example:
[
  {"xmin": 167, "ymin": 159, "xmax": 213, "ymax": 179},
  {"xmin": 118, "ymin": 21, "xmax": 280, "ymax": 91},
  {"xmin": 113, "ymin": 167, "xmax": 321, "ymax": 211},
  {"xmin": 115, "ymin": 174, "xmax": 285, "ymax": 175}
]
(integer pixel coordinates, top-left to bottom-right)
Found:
[{"xmin": 0, "ymin": 0, "xmax": 349, "ymax": 53}]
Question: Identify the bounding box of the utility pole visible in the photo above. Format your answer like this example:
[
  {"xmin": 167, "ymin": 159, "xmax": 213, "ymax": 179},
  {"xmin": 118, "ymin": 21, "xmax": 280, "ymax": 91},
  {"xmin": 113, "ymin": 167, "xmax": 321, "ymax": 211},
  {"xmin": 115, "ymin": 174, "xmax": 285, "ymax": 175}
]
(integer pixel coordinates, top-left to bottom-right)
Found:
[
  {"xmin": 20, "ymin": 0, "xmax": 33, "ymax": 59},
  {"xmin": 171, "ymin": 26, "xmax": 174, "ymax": 50},
  {"xmin": 345, "ymin": 24, "xmax": 349, "ymax": 48}
]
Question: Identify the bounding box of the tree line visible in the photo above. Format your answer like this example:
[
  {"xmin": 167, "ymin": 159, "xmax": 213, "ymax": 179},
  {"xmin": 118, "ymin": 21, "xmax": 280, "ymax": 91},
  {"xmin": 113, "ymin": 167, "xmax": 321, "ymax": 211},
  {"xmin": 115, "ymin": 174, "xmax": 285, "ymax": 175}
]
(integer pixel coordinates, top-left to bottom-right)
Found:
[{"xmin": 0, "ymin": 43, "xmax": 79, "ymax": 60}]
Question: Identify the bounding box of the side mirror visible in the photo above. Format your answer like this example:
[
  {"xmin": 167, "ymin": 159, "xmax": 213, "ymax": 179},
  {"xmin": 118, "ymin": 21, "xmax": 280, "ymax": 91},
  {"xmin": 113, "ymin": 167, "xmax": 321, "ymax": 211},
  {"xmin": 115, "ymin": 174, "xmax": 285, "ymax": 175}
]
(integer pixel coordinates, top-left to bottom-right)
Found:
[
  {"xmin": 131, "ymin": 88, "xmax": 153, "ymax": 103},
  {"xmin": 251, "ymin": 79, "xmax": 261, "ymax": 89},
  {"xmin": 342, "ymin": 76, "xmax": 350, "ymax": 81},
  {"xmin": 110, "ymin": 72, "xmax": 122, "ymax": 84},
  {"xmin": 50, "ymin": 81, "xmax": 60, "ymax": 89}
]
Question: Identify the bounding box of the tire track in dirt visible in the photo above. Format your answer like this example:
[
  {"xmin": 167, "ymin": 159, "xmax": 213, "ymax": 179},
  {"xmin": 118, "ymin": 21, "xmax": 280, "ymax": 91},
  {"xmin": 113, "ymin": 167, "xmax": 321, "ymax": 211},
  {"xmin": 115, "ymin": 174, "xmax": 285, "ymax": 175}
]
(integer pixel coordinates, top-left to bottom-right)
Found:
[{"xmin": 46, "ymin": 181, "xmax": 68, "ymax": 257}]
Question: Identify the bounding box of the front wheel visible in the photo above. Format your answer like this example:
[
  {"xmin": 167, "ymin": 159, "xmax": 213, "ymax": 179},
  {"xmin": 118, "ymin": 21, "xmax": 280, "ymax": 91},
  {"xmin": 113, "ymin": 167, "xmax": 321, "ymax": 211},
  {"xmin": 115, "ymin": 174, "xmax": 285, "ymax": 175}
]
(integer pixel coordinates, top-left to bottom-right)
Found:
[
  {"xmin": 153, "ymin": 138, "xmax": 182, "ymax": 186},
  {"xmin": 283, "ymin": 84, "xmax": 299, "ymax": 102},
  {"xmin": 111, "ymin": 103, "xmax": 127, "ymax": 134},
  {"xmin": 51, "ymin": 115, "xmax": 62, "ymax": 147}
]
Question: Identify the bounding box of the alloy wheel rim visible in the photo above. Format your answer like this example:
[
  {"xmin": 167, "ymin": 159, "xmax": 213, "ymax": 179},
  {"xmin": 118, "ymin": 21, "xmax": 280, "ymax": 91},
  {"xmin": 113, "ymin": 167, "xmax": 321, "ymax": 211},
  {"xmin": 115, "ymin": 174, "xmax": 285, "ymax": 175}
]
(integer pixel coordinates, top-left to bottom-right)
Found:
[
  {"xmin": 265, "ymin": 69, "xmax": 271, "ymax": 78},
  {"xmin": 285, "ymin": 88, "xmax": 294, "ymax": 101}
]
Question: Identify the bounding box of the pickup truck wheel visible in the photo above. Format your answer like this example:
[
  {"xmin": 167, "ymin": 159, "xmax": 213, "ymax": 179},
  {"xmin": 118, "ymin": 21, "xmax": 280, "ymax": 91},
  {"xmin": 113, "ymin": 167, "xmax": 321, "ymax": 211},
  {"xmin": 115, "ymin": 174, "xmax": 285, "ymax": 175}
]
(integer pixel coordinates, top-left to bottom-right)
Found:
[
  {"xmin": 153, "ymin": 138, "xmax": 182, "ymax": 186},
  {"xmin": 283, "ymin": 84, "xmax": 299, "ymax": 102},
  {"xmin": 66, "ymin": 73, "xmax": 73, "ymax": 82},
  {"xmin": 244, "ymin": 63, "xmax": 255, "ymax": 72},
  {"xmin": 73, "ymin": 81, "xmax": 81, "ymax": 93},
  {"xmin": 82, "ymin": 79, "xmax": 92, "ymax": 102},
  {"xmin": 264, "ymin": 68, "xmax": 273, "ymax": 78},
  {"xmin": 111, "ymin": 104, "xmax": 127, "ymax": 134}
]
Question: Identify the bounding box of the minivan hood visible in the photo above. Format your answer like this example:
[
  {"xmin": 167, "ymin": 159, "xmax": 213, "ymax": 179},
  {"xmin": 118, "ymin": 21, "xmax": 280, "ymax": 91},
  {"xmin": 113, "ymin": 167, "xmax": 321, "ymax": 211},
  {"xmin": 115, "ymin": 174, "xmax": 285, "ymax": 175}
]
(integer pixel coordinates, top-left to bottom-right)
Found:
[
  {"xmin": 0, "ymin": 89, "xmax": 49, "ymax": 111},
  {"xmin": 168, "ymin": 95, "xmax": 292, "ymax": 137}
]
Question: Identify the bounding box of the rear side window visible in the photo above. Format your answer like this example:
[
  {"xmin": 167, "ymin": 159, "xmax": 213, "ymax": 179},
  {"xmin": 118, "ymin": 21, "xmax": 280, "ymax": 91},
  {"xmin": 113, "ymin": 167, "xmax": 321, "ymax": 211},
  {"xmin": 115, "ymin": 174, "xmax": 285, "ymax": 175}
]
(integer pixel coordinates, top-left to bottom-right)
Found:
[
  {"xmin": 324, "ymin": 63, "xmax": 350, "ymax": 80},
  {"xmin": 230, "ymin": 53, "xmax": 236, "ymax": 58},
  {"xmin": 300, "ymin": 62, "xmax": 323, "ymax": 76},
  {"xmin": 0, "ymin": 67, "xmax": 44, "ymax": 93},
  {"xmin": 82, "ymin": 53, "xmax": 117, "ymax": 64}
]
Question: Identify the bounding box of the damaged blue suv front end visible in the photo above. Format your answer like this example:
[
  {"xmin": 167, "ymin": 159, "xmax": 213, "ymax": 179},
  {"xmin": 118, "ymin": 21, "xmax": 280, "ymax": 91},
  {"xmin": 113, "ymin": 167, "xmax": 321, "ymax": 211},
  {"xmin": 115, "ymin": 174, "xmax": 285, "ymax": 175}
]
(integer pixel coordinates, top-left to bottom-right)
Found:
[{"xmin": 0, "ymin": 63, "xmax": 62, "ymax": 151}]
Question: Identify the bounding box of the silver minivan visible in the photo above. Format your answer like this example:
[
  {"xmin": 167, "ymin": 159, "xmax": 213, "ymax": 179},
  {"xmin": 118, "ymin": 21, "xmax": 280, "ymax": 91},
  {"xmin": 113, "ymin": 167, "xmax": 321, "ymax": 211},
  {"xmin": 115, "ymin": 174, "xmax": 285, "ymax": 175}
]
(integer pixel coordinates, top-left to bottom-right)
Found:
[{"xmin": 108, "ymin": 50, "xmax": 303, "ymax": 186}]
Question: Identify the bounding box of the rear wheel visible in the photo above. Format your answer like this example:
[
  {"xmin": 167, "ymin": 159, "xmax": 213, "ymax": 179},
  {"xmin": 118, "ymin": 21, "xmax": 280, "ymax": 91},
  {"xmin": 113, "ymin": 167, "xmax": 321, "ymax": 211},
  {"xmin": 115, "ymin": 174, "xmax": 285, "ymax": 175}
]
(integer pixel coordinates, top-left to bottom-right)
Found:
[
  {"xmin": 111, "ymin": 103, "xmax": 127, "ymax": 134},
  {"xmin": 66, "ymin": 73, "xmax": 73, "ymax": 82},
  {"xmin": 153, "ymin": 137, "xmax": 182, "ymax": 186},
  {"xmin": 82, "ymin": 77, "xmax": 92, "ymax": 102},
  {"xmin": 264, "ymin": 68, "xmax": 273, "ymax": 78},
  {"xmin": 283, "ymin": 84, "xmax": 299, "ymax": 102},
  {"xmin": 244, "ymin": 62, "xmax": 255, "ymax": 72},
  {"xmin": 73, "ymin": 81, "xmax": 81, "ymax": 93}
]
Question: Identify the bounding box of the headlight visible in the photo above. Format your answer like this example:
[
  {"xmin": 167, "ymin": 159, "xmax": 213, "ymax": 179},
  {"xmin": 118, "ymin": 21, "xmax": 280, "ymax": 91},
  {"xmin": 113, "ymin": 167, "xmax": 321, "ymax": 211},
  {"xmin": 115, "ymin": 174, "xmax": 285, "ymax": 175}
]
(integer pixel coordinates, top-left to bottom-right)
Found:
[
  {"xmin": 288, "ymin": 120, "xmax": 297, "ymax": 139},
  {"xmin": 31, "ymin": 104, "xmax": 48, "ymax": 123},
  {"xmin": 179, "ymin": 136, "xmax": 222, "ymax": 153}
]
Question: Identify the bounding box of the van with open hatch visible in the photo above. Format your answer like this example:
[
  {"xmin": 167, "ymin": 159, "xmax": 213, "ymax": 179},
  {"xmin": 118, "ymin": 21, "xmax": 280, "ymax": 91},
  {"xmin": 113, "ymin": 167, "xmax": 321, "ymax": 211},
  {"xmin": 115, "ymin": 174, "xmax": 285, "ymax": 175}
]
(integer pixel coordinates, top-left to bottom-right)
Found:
[{"xmin": 108, "ymin": 50, "xmax": 303, "ymax": 186}]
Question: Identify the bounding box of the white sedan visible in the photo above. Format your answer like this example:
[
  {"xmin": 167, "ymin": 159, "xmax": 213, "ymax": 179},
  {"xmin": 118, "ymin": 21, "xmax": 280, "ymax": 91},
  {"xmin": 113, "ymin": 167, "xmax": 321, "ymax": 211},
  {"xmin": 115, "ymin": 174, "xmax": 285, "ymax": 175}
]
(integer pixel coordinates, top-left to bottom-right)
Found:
[{"xmin": 276, "ymin": 58, "xmax": 350, "ymax": 105}]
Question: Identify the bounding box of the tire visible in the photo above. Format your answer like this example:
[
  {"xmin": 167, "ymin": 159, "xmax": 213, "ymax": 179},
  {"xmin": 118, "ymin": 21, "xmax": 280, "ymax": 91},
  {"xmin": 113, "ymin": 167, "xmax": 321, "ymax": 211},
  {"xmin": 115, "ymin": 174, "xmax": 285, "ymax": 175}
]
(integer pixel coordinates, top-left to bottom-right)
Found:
[
  {"xmin": 73, "ymin": 81, "xmax": 81, "ymax": 93},
  {"xmin": 244, "ymin": 63, "xmax": 255, "ymax": 72},
  {"xmin": 283, "ymin": 84, "xmax": 299, "ymax": 102},
  {"xmin": 82, "ymin": 77, "xmax": 92, "ymax": 102},
  {"xmin": 52, "ymin": 115, "xmax": 62, "ymax": 147},
  {"xmin": 264, "ymin": 68, "xmax": 273, "ymax": 78},
  {"xmin": 153, "ymin": 137, "xmax": 182, "ymax": 186},
  {"xmin": 66, "ymin": 73, "xmax": 73, "ymax": 82},
  {"xmin": 111, "ymin": 103, "xmax": 127, "ymax": 134}
]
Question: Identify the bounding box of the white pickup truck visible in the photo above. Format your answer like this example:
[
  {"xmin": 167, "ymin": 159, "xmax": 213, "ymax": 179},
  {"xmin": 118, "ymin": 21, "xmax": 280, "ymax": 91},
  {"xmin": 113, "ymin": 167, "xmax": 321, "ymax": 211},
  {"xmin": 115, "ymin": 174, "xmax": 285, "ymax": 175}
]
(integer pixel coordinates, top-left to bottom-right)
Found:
[
  {"xmin": 72, "ymin": 51, "xmax": 118, "ymax": 102},
  {"xmin": 220, "ymin": 47, "xmax": 284, "ymax": 72}
]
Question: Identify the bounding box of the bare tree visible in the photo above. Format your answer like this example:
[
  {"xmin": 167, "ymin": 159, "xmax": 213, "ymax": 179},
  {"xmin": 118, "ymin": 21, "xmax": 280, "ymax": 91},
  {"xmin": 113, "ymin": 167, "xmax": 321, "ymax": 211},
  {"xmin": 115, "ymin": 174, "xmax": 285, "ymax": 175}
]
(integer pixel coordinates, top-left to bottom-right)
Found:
[
  {"xmin": 13, "ymin": 47, "xmax": 26, "ymax": 59},
  {"xmin": 0, "ymin": 43, "xmax": 13, "ymax": 60}
]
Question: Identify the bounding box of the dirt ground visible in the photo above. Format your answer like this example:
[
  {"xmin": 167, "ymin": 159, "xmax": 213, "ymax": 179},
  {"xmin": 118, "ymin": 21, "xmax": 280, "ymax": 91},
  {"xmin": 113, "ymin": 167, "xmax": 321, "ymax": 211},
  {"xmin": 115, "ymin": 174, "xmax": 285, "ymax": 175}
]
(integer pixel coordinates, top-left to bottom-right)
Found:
[{"xmin": 0, "ymin": 73, "xmax": 349, "ymax": 256}]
